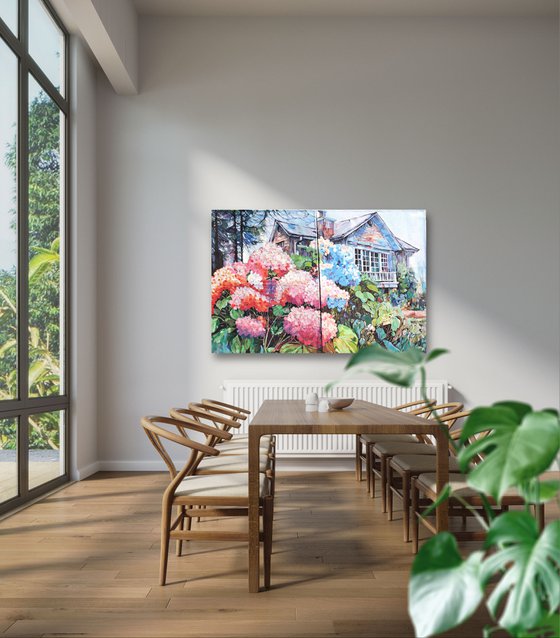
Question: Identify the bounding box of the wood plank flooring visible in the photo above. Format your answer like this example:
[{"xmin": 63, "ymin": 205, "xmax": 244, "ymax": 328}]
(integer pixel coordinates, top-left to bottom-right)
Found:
[{"xmin": 0, "ymin": 471, "xmax": 552, "ymax": 637}]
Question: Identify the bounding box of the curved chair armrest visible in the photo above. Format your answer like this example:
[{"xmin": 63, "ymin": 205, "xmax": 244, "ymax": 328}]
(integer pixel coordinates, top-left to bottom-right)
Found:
[
  {"xmin": 169, "ymin": 409, "xmax": 233, "ymax": 440},
  {"xmin": 178, "ymin": 404, "xmax": 241, "ymax": 428},
  {"xmin": 141, "ymin": 417, "xmax": 220, "ymax": 456},
  {"xmin": 196, "ymin": 401, "xmax": 249, "ymax": 421},
  {"xmin": 202, "ymin": 398, "xmax": 251, "ymax": 416}
]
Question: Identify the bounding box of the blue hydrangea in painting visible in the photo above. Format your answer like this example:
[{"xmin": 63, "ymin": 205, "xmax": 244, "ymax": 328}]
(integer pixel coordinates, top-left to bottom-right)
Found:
[{"xmin": 211, "ymin": 210, "xmax": 426, "ymax": 354}]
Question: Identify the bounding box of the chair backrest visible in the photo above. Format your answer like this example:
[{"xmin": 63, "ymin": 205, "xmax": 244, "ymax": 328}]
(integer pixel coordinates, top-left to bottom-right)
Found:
[
  {"xmin": 141, "ymin": 416, "xmax": 220, "ymax": 479},
  {"xmin": 189, "ymin": 402, "xmax": 245, "ymax": 431},
  {"xmin": 202, "ymin": 399, "xmax": 251, "ymax": 418},
  {"xmin": 394, "ymin": 399, "xmax": 436, "ymax": 413},
  {"xmin": 170, "ymin": 407, "xmax": 237, "ymax": 448}
]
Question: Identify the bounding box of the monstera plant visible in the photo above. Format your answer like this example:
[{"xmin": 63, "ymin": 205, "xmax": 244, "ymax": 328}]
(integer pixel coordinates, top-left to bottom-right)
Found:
[{"xmin": 331, "ymin": 346, "xmax": 560, "ymax": 638}]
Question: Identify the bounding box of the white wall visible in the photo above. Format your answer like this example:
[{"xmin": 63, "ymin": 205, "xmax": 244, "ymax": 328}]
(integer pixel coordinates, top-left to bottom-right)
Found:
[
  {"xmin": 96, "ymin": 16, "xmax": 559, "ymax": 467},
  {"xmin": 70, "ymin": 37, "xmax": 99, "ymax": 479}
]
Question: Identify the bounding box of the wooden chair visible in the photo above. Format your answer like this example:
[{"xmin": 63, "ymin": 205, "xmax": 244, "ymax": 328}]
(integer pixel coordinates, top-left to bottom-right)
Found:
[
  {"xmin": 142, "ymin": 416, "xmax": 274, "ymax": 587},
  {"xmin": 386, "ymin": 411, "xmax": 471, "ymax": 542},
  {"xmin": 202, "ymin": 398, "xmax": 251, "ymax": 418},
  {"xmin": 185, "ymin": 403, "xmax": 275, "ymax": 454},
  {"xmin": 411, "ymin": 472, "xmax": 546, "ymax": 554},
  {"xmin": 355, "ymin": 399, "xmax": 437, "ymax": 490},
  {"xmin": 369, "ymin": 403, "xmax": 464, "ymax": 512}
]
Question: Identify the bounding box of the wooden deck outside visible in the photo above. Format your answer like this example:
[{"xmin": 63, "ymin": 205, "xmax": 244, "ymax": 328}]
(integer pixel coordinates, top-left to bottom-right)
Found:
[{"xmin": 0, "ymin": 471, "xmax": 554, "ymax": 637}]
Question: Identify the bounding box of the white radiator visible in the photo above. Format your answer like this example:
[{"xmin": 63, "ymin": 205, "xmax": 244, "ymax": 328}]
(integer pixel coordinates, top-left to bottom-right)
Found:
[{"xmin": 222, "ymin": 379, "xmax": 448, "ymax": 458}]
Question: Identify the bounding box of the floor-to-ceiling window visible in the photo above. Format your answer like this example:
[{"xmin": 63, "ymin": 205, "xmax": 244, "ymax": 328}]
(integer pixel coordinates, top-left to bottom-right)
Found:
[{"xmin": 0, "ymin": 0, "xmax": 69, "ymax": 514}]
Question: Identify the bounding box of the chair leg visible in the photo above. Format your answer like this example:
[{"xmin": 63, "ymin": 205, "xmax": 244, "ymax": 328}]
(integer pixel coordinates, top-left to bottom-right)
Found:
[
  {"xmin": 370, "ymin": 446, "xmax": 376, "ymax": 498},
  {"xmin": 536, "ymin": 503, "xmax": 545, "ymax": 531},
  {"xmin": 387, "ymin": 464, "xmax": 394, "ymax": 521},
  {"xmin": 264, "ymin": 496, "xmax": 274, "ymax": 590},
  {"xmin": 411, "ymin": 478, "xmax": 419, "ymax": 554},
  {"xmin": 380, "ymin": 455, "xmax": 388, "ymax": 513},
  {"xmin": 176, "ymin": 505, "xmax": 185, "ymax": 557},
  {"xmin": 159, "ymin": 499, "xmax": 172, "ymax": 586},
  {"xmin": 355, "ymin": 435, "xmax": 362, "ymax": 481},
  {"xmin": 366, "ymin": 443, "xmax": 372, "ymax": 494},
  {"xmin": 403, "ymin": 472, "xmax": 410, "ymax": 542}
]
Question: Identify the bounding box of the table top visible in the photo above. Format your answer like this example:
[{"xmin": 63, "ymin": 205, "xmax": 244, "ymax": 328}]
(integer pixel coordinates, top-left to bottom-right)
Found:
[{"xmin": 249, "ymin": 399, "xmax": 440, "ymax": 435}]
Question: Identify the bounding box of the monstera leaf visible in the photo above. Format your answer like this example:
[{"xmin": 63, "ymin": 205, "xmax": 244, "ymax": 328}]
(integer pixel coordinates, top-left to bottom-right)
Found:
[
  {"xmin": 334, "ymin": 344, "xmax": 448, "ymax": 388},
  {"xmin": 458, "ymin": 403, "xmax": 560, "ymax": 501},
  {"xmin": 408, "ymin": 532, "xmax": 484, "ymax": 638},
  {"xmin": 482, "ymin": 513, "xmax": 560, "ymax": 635}
]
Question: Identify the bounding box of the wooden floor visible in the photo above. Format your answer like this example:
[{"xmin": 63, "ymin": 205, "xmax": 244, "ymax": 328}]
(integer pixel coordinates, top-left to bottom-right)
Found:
[{"xmin": 0, "ymin": 470, "xmax": 548, "ymax": 637}]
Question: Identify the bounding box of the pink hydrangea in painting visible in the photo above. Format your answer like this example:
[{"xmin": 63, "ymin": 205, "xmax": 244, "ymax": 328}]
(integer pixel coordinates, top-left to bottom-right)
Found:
[
  {"xmin": 301, "ymin": 277, "xmax": 349, "ymax": 311},
  {"xmin": 211, "ymin": 210, "xmax": 426, "ymax": 354},
  {"xmin": 283, "ymin": 307, "xmax": 337, "ymax": 349},
  {"xmin": 230, "ymin": 286, "xmax": 270, "ymax": 312},
  {"xmin": 236, "ymin": 316, "xmax": 266, "ymax": 338},
  {"xmin": 247, "ymin": 271, "xmax": 264, "ymax": 290},
  {"xmin": 275, "ymin": 270, "xmax": 314, "ymax": 306},
  {"xmin": 211, "ymin": 264, "xmax": 248, "ymax": 312},
  {"xmin": 247, "ymin": 243, "xmax": 293, "ymax": 278}
]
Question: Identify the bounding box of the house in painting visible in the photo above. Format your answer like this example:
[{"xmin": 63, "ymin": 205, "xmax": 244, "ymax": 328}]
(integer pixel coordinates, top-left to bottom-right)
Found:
[{"xmin": 269, "ymin": 211, "xmax": 418, "ymax": 289}]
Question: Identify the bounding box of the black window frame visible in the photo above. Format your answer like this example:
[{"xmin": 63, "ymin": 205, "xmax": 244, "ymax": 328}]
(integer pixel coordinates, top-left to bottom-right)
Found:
[{"xmin": 0, "ymin": 0, "xmax": 70, "ymax": 515}]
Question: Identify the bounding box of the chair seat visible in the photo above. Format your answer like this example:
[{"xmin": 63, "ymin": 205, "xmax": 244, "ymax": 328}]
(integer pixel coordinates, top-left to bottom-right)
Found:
[
  {"xmin": 175, "ymin": 472, "xmax": 267, "ymax": 499},
  {"xmin": 390, "ymin": 454, "xmax": 461, "ymax": 473},
  {"xmin": 373, "ymin": 441, "xmax": 436, "ymax": 456},
  {"xmin": 360, "ymin": 433, "xmax": 418, "ymax": 444},
  {"xmin": 197, "ymin": 454, "xmax": 269, "ymax": 473},
  {"xmin": 216, "ymin": 439, "xmax": 272, "ymax": 454},
  {"xmin": 226, "ymin": 434, "xmax": 273, "ymax": 445},
  {"xmin": 416, "ymin": 473, "xmax": 520, "ymax": 501}
]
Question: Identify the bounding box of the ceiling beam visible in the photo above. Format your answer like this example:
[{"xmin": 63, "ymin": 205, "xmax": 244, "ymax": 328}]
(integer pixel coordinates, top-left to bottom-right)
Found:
[{"xmin": 52, "ymin": 0, "xmax": 138, "ymax": 95}]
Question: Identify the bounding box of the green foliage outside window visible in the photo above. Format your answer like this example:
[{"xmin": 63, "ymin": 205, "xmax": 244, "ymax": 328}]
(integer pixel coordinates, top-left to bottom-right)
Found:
[{"xmin": 0, "ymin": 93, "xmax": 62, "ymax": 449}]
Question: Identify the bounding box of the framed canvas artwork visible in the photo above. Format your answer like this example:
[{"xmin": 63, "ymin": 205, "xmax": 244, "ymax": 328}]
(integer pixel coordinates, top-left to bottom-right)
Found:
[{"xmin": 211, "ymin": 210, "xmax": 426, "ymax": 354}]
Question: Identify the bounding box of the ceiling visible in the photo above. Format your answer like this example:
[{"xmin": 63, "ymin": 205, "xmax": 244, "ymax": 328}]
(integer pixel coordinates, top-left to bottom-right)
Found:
[{"xmin": 133, "ymin": 0, "xmax": 558, "ymax": 18}]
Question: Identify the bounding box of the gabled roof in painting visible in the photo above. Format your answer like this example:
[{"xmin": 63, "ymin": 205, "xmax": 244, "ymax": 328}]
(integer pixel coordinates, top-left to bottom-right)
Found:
[
  {"xmin": 395, "ymin": 236, "xmax": 419, "ymax": 254},
  {"xmin": 270, "ymin": 210, "xmax": 418, "ymax": 254},
  {"xmin": 331, "ymin": 213, "xmax": 372, "ymax": 239}
]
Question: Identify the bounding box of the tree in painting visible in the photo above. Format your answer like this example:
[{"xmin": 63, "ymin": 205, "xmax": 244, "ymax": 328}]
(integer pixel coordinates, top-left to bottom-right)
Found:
[{"xmin": 211, "ymin": 210, "xmax": 426, "ymax": 354}]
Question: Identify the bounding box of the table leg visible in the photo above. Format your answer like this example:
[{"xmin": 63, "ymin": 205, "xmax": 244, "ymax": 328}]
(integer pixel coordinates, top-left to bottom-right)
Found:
[
  {"xmin": 435, "ymin": 428, "xmax": 449, "ymax": 532},
  {"xmin": 248, "ymin": 430, "xmax": 261, "ymax": 593}
]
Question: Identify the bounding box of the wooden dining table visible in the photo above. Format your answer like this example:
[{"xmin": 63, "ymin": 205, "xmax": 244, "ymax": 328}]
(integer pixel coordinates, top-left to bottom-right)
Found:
[{"xmin": 247, "ymin": 399, "xmax": 450, "ymax": 592}]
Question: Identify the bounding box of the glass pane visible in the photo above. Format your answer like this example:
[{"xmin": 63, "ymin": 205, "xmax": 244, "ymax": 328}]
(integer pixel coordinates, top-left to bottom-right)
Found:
[
  {"xmin": 0, "ymin": 39, "xmax": 18, "ymax": 400},
  {"xmin": 28, "ymin": 75, "xmax": 65, "ymax": 397},
  {"xmin": 0, "ymin": 0, "xmax": 18, "ymax": 35},
  {"xmin": 29, "ymin": 410, "xmax": 64, "ymax": 490},
  {"xmin": 0, "ymin": 417, "xmax": 18, "ymax": 503},
  {"xmin": 28, "ymin": 0, "xmax": 64, "ymax": 95}
]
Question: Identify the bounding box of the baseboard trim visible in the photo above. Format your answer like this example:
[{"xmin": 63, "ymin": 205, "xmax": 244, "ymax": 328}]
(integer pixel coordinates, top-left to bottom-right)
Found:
[
  {"xmin": 97, "ymin": 457, "xmax": 354, "ymax": 473},
  {"xmin": 74, "ymin": 461, "xmax": 100, "ymax": 480}
]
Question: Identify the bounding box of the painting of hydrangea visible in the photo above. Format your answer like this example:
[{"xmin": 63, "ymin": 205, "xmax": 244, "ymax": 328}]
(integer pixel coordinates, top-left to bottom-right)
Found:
[{"xmin": 211, "ymin": 210, "xmax": 426, "ymax": 354}]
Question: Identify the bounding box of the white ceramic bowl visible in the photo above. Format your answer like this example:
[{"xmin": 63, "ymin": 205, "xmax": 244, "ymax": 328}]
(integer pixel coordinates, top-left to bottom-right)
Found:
[{"xmin": 328, "ymin": 398, "xmax": 354, "ymax": 410}]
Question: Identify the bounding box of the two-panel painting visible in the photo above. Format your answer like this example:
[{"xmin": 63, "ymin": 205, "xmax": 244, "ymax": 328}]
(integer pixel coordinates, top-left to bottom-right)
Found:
[{"xmin": 211, "ymin": 210, "xmax": 426, "ymax": 354}]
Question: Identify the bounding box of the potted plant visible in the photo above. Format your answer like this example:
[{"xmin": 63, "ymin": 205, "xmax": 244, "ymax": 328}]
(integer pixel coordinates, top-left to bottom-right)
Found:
[{"xmin": 333, "ymin": 346, "xmax": 560, "ymax": 638}]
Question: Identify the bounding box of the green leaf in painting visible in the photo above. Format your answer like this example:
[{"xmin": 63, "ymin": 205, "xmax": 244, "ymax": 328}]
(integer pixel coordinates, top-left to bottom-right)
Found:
[
  {"xmin": 279, "ymin": 343, "xmax": 305, "ymax": 354},
  {"xmin": 211, "ymin": 317, "xmax": 219, "ymax": 333},
  {"xmin": 272, "ymin": 305, "xmax": 290, "ymax": 317},
  {"xmin": 333, "ymin": 325, "xmax": 359, "ymax": 354},
  {"xmin": 458, "ymin": 407, "xmax": 560, "ymax": 501},
  {"xmin": 409, "ymin": 532, "xmax": 484, "ymax": 638},
  {"xmin": 230, "ymin": 335, "xmax": 243, "ymax": 353},
  {"xmin": 215, "ymin": 298, "xmax": 228, "ymax": 311},
  {"xmin": 482, "ymin": 514, "xmax": 560, "ymax": 635}
]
